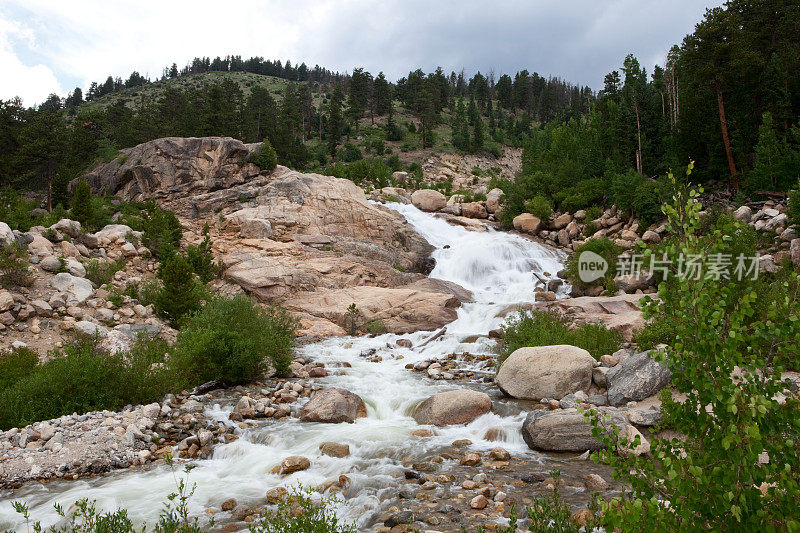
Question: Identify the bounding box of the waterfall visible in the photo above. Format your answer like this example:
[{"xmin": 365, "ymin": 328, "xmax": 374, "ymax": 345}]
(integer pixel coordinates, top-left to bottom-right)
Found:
[{"xmin": 0, "ymin": 203, "xmax": 566, "ymax": 531}]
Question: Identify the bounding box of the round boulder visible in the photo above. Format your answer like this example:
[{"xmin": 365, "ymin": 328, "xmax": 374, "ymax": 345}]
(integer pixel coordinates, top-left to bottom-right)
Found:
[
  {"xmin": 496, "ymin": 345, "xmax": 595, "ymax": 401},
  {"xmin": 413, "ymin": 389, "xmax": 492, "ymax": 426},
  {"xmin": 299, "ymin": 387, "xmax": 367, "ymax": 424},
  {"xmin": 512, "ymin": 213, "xmax": 541, "ymax": 234},
  {"xmin": 411, "ymin": 189, "xmax": 447, "ymax": 212},
  {"xmin": 280, "ymin": 455, "xmax": 310, "ymax": 474}
]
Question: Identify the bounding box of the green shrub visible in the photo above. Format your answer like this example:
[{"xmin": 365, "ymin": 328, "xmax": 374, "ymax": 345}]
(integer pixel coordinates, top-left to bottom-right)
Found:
[
  {"xmin": 186, "ymin": 224, "xmax": 218, "ymax": 283},
  {"xmin": 249, "ymin": 490, "xmax": 357, "ymax": 533},
  {"xmin": 338, "ymin": 142, "xmax": 362, "ymax": 162},
  {"xmin": 366, "ymin": 320, "xmax": 387, "ymax": 335},
  {"xmin": 84, "ymin": 257, "xmax": 126, "ymax": 286},
  {"xmin": 584, "ymin": 205, "xmax": 603, "ymax": 221},
  {"xmin": 253, "ymin": 138, "xmax": 278, "ymax": 171},
  {"xmin": 133, "ymin": 277, "xmax": 162, "ymax": 307},
  {"xmin": 498, "ymin": 309, "xmax": 623, "ymax": 363},
  {"xmin": 141, "ymin": 201, "xmax": 183, "ymax": 261},
  {"xmin": 170, "ymin": 295, "xmax": 296, "ymax": 385},
  {"xmin": 0, "ymin": 348, "xmax": 38, "ymax": 391},
  {"xmin": 610, "ymin": 169, "xmax": 664, "ymax": 227},
  {"xmin": 324, "ymin": 158, "xmax": 391, "ymax": 189},
  {"xmin": 0, "ymin": 241, "xmax": 34, "ymax": 288},
  {"xmin": 525, "ymin": 195, "xmax": 553, "ymax": 220},
  {"xmin": 563, "ymin": 238, "xmax": 622, "ymax": 292},
  {"xmin": 788, "ymin": 178, "xmax": 800, "ymax": 229},
  {"xmin": 0, "ymin": 334, "xmax": 173, "ymax": 430},
  {"xmin": 154, "ymin": 254, "xmax": 203, "ymax": 327},
  {"xmin": 555, "ymin": 178, "xmax": 606, "ymax": 213},
  {"xmin": 586, "ymin": 163, "xmax": 800, "ymax": 531},
  {"xmin": 0, "ymin": 188, "xmax": 37, "ymax": 231},
  {"xmin": 70, "ymin": 179, "xmax": 93, "ymax": 229}
]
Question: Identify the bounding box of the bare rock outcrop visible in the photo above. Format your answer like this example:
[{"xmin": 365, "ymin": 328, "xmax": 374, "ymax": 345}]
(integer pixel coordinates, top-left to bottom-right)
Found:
[
  {"xmin": 76, "ymin": 137, "xmax": 470, "ymax": 336},
  {"xmin": 75, "ymin": 137, "xmax": 261, "ymax": 201}
]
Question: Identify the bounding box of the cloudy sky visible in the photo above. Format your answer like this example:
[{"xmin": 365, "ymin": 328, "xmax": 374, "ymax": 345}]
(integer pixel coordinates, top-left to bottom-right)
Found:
[{"xmin": 0, "ymin": 0, "xmax": 723, "ymax": 106}]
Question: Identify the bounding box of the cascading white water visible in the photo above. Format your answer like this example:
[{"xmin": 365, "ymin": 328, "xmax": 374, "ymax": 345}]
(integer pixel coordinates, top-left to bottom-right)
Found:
[{"xmin": 0, "ymin": 204, "xmax": 566, "ymax": 531}]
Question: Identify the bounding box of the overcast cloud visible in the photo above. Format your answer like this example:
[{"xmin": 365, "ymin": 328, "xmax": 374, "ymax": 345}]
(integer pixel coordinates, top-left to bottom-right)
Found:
[{"xmin": 0, "ymin": 0, "xmax": 723, "ymax": 106}]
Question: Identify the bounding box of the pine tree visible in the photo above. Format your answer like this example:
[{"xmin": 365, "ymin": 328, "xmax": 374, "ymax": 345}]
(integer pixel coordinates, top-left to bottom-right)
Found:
[
  {"xmin": 253, "ymin": 138, "xmax": 278, "ymax": 171},
  {"xmin": 70, "ymin": 179, "xmax": 93, "ymax": 228},
  {"xmin": 327, "ymin": 85, "xmax": 345, "ymax": 158},
  {"xmin": 372, "ymin": 72, "xmax": 392, "ymax": 116},
  {"xmin": 468, "ymin": 97, "xmax": 484, "ymax": 152},
  {"xmin": 347, "ymin": 68, "xmax": 372, "ymax": 128},
  {"xmin": 154, "ymin": 254, "xmax": 202, "ymax": 327}
]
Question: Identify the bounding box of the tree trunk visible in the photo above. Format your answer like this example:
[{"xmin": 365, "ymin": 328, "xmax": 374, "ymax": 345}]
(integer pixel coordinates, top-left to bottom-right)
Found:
[{"xmin": 714, "ymin": 78, "xmax": 738, "ymax": 188}]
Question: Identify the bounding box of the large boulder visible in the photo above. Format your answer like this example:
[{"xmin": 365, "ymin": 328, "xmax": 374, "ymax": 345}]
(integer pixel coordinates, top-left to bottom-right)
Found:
[
  {"xmin": 606, "ymin": 351, "xmax": 671, "ymax": 407},
  {"xmin": 733, "ymin": 205, "xmax": 752, "ymax": 223},
  {"xmin": 521, "ymin": 408, "xmax": 629, "ymax": 452},
  {"xmin": 790, "ymin": 238, "xmax": 800, "ymax": 267},
  {"xmin": 49, "ymin": 219, "xmax": 81, "ymax": 238},
  {"xmin": 485, "ymin": 188, "xmax": 504, "ymax": 214},
  {"xmin": 496, "ymin": 345, "xmax": 595, "ymax": 401},
  {"xmin": 299, "ymin": 388, "xmax": 367, "ymax": 423},
  {"xmin": 461, "ymin": 202, "xmax": 488, "ymax": 219},
  {"xmin": 411, "ymin": 189, "xmax": 447, "ymax": 212},
  {"xmin": 0, "ymin": 222, "xmax": 14, "ymax": 245},
  {"xmin": 0, "ymin": 290, "xmax": 13, "ymax": 312},
  {"xmin": 91, "ymin": 224, "xmax": 140, "ymax": 243},
  {"xmin": 51, "ymin": 273, "xmax": 93, "ymax": 305},
  {"xmin": 413, "ymin": 389, "xmax": 492, "ymax": 426},
  {"xmin": 512, "ymin": 213, "xmax": 541, "ymax": 234}
]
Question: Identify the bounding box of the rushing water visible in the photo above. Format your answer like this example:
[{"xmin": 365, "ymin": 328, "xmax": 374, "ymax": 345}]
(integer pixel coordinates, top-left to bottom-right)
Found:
[{"xmin": 0, "ymin": 204, "xmax": 566, "ymax": 531}]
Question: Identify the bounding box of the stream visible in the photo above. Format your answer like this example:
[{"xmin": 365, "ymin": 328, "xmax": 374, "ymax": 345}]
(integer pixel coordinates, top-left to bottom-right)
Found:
[{"xmin": 0, "ymin": 203, "xmax": 570, "ymax": 531}]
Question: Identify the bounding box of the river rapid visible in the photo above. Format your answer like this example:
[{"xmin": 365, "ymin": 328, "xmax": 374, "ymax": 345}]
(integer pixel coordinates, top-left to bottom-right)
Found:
[{"xmin": 0, "ymin": 203, "xmax": 569, "ymax": 531}]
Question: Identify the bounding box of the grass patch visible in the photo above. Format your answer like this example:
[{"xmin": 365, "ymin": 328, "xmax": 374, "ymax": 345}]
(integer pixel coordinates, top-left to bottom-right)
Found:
[{"xmin": 497, "ymin": 309, "xmax": 622, "ymax": 364}]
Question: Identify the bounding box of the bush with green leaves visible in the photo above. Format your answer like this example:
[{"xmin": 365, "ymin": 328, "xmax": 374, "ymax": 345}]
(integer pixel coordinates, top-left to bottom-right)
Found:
[
  {"xmin": 789, "ymin": 177, "xmax": 800, "ymax": 230},
  {"xmin": 563, "ymin": 238, "xmax": 622, "ymax": 293},
  {"xmin": 249, "ymin": 490, "xmax": 356, "ymax": 533},
  {"xmin": 610, "ymin": 169, "xmax": 665, "ymax": 228},
  {"xmin": 498, "ymin": 309, "xmax": 622, "ymax": 364},
  {"xmin": 0, "ymin": 334, "xmax": 173, "ymax": 430},
  {"xmin": 253, "ymin": 138, "xmax": 278, "ymax": 171},
  {"xmin": 0, "ymin": 241, "xmax": 35, "ymax": 288},
  {"xmin": 524, "ymin": 194, "xmax": 553, "ymax": 221},
  {"xmin": 0, "ymin": 187, "xmax": 37, "ymax": 231},
  {"xmin": 8, "ymin": 483, "xmax": 354, "ymax": 533},
  {"xmin": 324, "ymin": 158, "xmax": 391, "ymax": 190},
  {"xmin": 186, "ymin": 224, "xmax": 218, "ymax": 283},
  {"xmin": 0, "ymin": 347, "xmax": 38, "ymax": 391},
  {"xmin": 153, "ymin": 254, "xmax": 203, "ymax": 327},
  {"xmin": 141, "ymin": 200, "xmax": 183, "ymax": 261},
  {"xmin": 586, "ymin": 163, "xmax": 800, "ymax": 531},
  {"xmin": 84, "ymin": 257, "xmax": 126, "ymax": 287},
  {"xmin": 337, "ymin": 142, "xmax": 363, "ymax": 162},
  {"xmin": 170, "ymin": 295, "xmax": 296, "ymax": 385}
]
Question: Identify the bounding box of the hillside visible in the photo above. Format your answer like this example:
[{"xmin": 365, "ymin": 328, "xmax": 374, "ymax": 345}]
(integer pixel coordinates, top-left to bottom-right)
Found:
[{"xmin": 75, "ymin": 71, "xmax": 315, "ymax": 113}]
